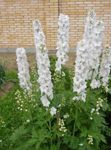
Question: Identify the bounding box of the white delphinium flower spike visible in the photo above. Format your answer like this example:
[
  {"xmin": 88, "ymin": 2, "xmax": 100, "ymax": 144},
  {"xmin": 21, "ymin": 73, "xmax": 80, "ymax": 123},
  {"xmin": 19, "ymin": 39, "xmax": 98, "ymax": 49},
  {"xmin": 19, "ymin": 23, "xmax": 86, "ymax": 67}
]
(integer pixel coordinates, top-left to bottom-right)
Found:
[
  {"xmin": 50, "ymin": 107, "xmax": 57, "ymax": 116},
  {"xmin": 83, "ymin": 10, "xmax": 97, "ymax": 80},
  {"xmin": 16, "ymin": 48, "xmax": 32, "ymax": 91},
  {"xmin": 73, "ymin": 39, "xmax": 89, "ymax": 102},
  {"xmin": 73, "ymin": 10, "xmax": 96, "ymax": 102},
  {"xmin": 84, "ymin": 9, "xmax": 97, "ymax": 40},
  {"xmin": 33, "ymin": 20, "xmax": 53, "ymax": 107},
  {"xmin": 83, "ymin": 10, "xmax": 104, "ymax": 89},
  {"xmin": 90, "ymin": 20, "xmax": 104, "ymax": 89},
  {"xmin": 55, "ymin": 14, "xmax": 69, "ymax": 72},
  {"xmin": 99, "ymin": 47, "xmax": 111, "ymax": 87}
]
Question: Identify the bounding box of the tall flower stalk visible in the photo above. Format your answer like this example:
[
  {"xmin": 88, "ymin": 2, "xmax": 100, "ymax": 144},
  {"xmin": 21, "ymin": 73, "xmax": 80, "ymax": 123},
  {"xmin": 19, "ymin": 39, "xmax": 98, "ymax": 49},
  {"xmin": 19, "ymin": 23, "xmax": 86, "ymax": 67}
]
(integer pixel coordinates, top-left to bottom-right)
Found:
[
  {"xmin": 73, "ymin": 10, "xmax": 96, "ymax": 101},
  {"xmin": 99, "ymin": 47, "xmax": 111, "ymax": 87},
  {"xmin": 83, "ymin": 10, "xmax": 97, "ymax": 80},
  {"xmin": 73, "ymin": 10, "xmax": 104, "ymax": 101},
  {"xmin": 33, "ymin": 20, "xmax": 53, "ymax": 107},
  {"xmin": 16, "ymin": 48, "xmax": 32, "ymax": 91},
  {"xmin": 73, "ymin": 39, "xmax": 89, "ymax": 102},
  {"xmin": 90, "ymin": 20, "xmax": 104, "ymax": 89},
  {"xmin": 55, "ymin": 14, "xmax": 69, "ymax": 72}
]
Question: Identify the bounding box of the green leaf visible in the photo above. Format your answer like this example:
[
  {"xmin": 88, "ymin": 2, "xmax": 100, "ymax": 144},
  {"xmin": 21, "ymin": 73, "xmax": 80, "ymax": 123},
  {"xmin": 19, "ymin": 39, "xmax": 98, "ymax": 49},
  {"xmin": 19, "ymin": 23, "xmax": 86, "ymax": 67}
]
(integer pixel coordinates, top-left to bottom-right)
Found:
[
  {"xmin": 10, "ymin": 125, "xmax": 27, "ymax": 143},
  {"xmin": 50, "ymin": 144, "xmax": 58, "ymax": 150}
]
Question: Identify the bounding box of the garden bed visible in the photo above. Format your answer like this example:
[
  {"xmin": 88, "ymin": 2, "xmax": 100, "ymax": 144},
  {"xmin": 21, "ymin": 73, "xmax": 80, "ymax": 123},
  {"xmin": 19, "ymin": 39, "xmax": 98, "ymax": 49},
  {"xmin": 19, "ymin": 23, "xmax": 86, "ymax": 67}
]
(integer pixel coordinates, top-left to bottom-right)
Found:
[
  {"xmin": 0, "ymin": 52, "xmax": 75, "ymax": 70},
  {"xmin": 0, "ymin": 82, "xmax": 14, "ymax": 97}
]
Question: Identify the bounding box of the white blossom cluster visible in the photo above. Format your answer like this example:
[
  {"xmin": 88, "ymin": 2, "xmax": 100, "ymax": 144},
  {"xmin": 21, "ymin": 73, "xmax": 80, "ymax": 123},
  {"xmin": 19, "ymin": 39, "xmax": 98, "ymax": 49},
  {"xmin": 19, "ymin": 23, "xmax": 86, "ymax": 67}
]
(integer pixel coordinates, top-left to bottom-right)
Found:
[
  {"xmin": 73, "ymin": 39, "xmax": 89, "ymax": 101},
  {"xmin": 73, "ymin": 10, "xmax": 96, "ymax": 101},
  {"xmin": 90, "ymin": 98, "xmax": 103, "ymax": 120},
  {"xmin": 16, "ymin": 48, "xmax": 32, "ymax": 91},
  {"xmin": 99, "ymin": 47, "xmax": 111, "ymax": 87},
  {"xmin": 58, "ymin": 118, "xmax": 67, "ymax": 136},
  {"xmin": 55, "ymin": 14, "xmax": 69, "ymax": 72},
  {"xmin": 73, "ymin": 10, "xmax": 104, "ymax": 101},
  {"xmin": 15, "ymin": 90, "xmax": 28, "ymax": 112},
  {"xmin": 50, "ymin": 107, "xmax": 57, "ymax": 116},
  {"xmin": 63, "ymin": 113, "xmax": 69, "ymax": 119},
  {"xmin": 84, "ymin": 10, "xmax": 104, "ymax": 89},
  {"xmin": 87, "ymin": 135, "xmax": 93, "ymax": 145},
  {"xmin": 33, "ymin": 20, "xmax": 53, "ymax": 107},
  {"xmin": 90, "ymin": 20, "xmax": 104, "ymax": 89},
  {"xmin": 83, "ymin": 10, "xmax": 97, "ymax": 80}
]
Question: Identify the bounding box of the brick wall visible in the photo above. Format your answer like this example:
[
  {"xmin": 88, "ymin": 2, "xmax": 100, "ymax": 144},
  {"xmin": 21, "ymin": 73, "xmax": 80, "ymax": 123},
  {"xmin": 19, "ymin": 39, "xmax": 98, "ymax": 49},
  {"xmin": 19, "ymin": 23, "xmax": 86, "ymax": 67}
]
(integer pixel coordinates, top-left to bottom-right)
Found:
[{"xmin": 0, "ymin": 0, "xmax": 111, "ymax": 51}]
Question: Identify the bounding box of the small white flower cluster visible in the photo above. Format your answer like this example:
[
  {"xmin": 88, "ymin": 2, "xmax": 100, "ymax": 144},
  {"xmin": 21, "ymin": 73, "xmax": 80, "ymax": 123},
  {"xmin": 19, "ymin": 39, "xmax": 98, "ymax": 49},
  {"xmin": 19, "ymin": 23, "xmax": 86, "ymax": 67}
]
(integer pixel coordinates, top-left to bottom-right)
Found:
[
  {"xmin": 16, "ymin": 48, "xmax": 32, "ymax": 91},
  {"xmin": 87, "ymin": 135, "xmax": 93, "ymax": 145},
  {"xmin": 90, "ymin": 79, "xmax": 101, "ymax": 89},
  {"xmin": 96, "ymin": 98, "xmax": 103, "ymax": 115},
  {"xmin": 33, "ymin": 20, "xmax": 53, "ymax": 108},
  {"xmin": 90, "ymin": 98, "xmax": 103, "ymax": 119},
  {"xmin": 58, "ymin": 118, "xmax": 67, "ymax": 136},
  {"xmin": 50, "ymin": 107, "xmax": 57, "ymax": 116},
  {"xmin": 15, "ymin": 89, "xmax": 38, "ymax": 112},
  {"xmin": 63, "ymin": 113, "xmax": 69, "ymax": 119},
  {"xmin": 56, "ymin": 13, "xmax": 69, "ymax": 72},
  {"xmin": 15, "ymin": 90, "xmax": 28, "ymax": 112},
  {"xmin": 99, "ymin": 47, "xmax": 111, "ymax": 87}
]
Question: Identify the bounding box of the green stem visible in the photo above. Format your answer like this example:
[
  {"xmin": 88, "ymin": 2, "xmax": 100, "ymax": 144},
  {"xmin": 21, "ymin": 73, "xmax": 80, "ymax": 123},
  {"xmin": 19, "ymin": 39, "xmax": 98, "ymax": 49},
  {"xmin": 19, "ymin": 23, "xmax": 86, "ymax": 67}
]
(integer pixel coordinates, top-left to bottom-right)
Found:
[
  {"xmin": 49, "ymin": 120, "xmax": 52, "ymax": 150},
  {"xmin": 73, "ymin": 108, "xmax": 78, "ymax": 136}
]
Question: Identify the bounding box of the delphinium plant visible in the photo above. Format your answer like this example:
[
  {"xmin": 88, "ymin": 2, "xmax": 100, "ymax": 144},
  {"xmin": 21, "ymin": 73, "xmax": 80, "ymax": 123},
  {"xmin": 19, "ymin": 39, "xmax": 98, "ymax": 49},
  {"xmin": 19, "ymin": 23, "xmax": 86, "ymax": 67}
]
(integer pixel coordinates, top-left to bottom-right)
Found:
[{"xmin": 9, "ymin": 11, "xmax": 110, "ymax": 150}]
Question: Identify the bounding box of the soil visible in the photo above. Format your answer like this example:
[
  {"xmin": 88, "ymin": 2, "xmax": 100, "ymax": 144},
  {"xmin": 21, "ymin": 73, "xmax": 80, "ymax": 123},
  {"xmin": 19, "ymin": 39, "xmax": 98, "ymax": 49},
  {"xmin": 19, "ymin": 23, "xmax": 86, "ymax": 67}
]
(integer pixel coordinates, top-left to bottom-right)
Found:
[
  {"xmin": 0, "ymin": 52, "xmax": 75, "ymax": 70},
  {"xmin": 0, "ymin": 52, "xmax": 75, "ymax": 97},
  {"xmin": 0, "ymin": 53, "xmax": 36, "ymax": 71},
  {"xmin": 0, "ymin": 82, "xmax": 14, "ymax": 97}
]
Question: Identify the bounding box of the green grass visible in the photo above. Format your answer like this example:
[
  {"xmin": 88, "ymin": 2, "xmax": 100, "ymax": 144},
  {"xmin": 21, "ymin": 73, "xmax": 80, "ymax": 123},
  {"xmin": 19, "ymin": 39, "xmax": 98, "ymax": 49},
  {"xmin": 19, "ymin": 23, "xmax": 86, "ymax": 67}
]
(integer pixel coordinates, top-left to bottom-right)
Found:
[{"xmin": 0, "ymin": 70, "xmax": 20, "ymax": 150}]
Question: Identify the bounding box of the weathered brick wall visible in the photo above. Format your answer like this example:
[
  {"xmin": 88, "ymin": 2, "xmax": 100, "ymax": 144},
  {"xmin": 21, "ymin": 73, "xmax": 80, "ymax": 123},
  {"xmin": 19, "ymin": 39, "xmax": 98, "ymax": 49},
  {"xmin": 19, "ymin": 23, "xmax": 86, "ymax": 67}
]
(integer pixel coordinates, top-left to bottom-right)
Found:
[{"xmin": 0, "ymin": 0, "xmax": 111, "ymax": 51}]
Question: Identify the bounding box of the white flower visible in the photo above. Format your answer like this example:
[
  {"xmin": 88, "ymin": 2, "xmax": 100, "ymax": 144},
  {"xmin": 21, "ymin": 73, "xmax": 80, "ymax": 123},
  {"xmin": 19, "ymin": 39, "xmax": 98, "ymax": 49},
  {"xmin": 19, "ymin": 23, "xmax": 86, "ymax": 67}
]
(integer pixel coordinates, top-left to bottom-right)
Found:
[
  {"xmin": 73, "ymin": 39, "xmax": 89, "ymax": 101},
  {"xmin": 99, "ymin": 47, "xmax": 111, "ymax": 87},
  {"xmin": 79, "ymin": 143, "xmax": 84, "ymax": 146},
  {"xmin": 50, "ymin": 107, "xmax": 57, "ymax": 116},
  {"xmin": 90, "ymin": 21, "xmax": 104, "ymax": 88},
  {"xmin": 55, "ymin": 14, "xmax": 69, "ymax": 72},
  {"xmin": 84, "ymin": 9, "xmax": 96, "ymax": 40},
  {"xmin": 73, "ymin": 10, "xmax": 98, "ymax": 101},
  {"xmin": 73, "ymin": 10, "xmax": 104, "ymax": 99},
  {"xmin": 90, "ymin": 79, "xmax": 100, "ymax": 89},
  {"xmin": 84, "ymin": 10, "xmax": 104, "ymax": 89},
  {"xmin": 89, "ymin": 19, "xmax": 104, "ymax": 88},
  {"xmin": 87, "ymin": 135, "xmax": 93, "ymax": 145},
  {"xmin": 91, "ymin": 108, "xmax": 95, "ymax": 114},
  {"xmin": 58, "ymin": 118, "xmax": 67, "ymax": 133},
  {"xmin": 41, "ymin": 95, "xmax": 50, "ymax": 107},
  {"xmin": 33, "ymin": 20, "xmax": 53, "ymax": 107},
  {"xmin": 63, "ymin": 113, "xmax": 69, "ymax": 119},
  {"xmin": 16, "ymin": 48, "xmax": 32, "ymax": 91},
  {"xmin": 26, "ymin": 119, "xmax": 30, "ymax": 123}
]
